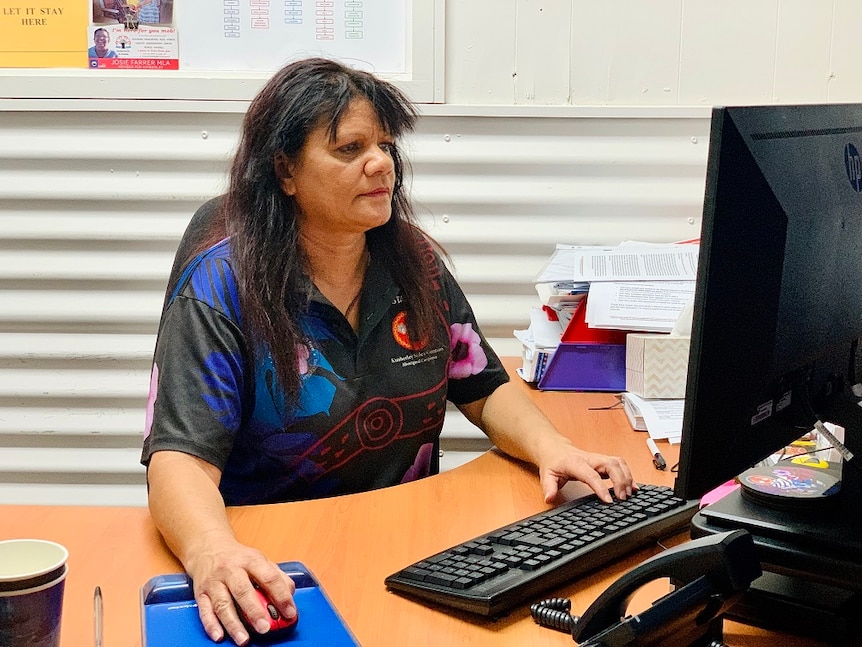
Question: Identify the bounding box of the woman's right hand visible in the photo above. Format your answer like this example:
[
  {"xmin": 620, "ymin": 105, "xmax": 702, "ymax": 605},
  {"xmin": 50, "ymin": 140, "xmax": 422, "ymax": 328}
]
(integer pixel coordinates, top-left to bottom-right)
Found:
[
  {"xmin": 186, "ymin": 534, "xmax": 297, "ymax": 645},
  {"xmin": 145, "ymin": 450, "xmax": 297, "ymax": 646}
]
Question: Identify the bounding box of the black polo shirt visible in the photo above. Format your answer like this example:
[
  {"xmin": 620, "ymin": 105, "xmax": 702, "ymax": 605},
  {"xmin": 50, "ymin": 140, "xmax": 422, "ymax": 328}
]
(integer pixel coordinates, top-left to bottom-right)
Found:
[{"xmin": 142, "ymin": 239, "xmax": 509, "ymax": 505}]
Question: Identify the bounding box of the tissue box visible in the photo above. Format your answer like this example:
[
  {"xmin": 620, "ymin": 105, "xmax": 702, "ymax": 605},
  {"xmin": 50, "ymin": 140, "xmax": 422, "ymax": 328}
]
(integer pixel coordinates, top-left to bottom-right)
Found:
[{"xmin": 625, "ymin": 333, "xmax": 690, "ymax": 399}]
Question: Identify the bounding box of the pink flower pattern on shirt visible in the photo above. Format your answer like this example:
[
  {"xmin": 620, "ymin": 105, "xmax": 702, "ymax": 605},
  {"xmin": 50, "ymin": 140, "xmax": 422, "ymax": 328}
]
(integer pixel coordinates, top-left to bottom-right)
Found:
[
  {"xmin": 296, "ymin": 343, "xmax": 310, "ymax": 375},
  {"xmin": 448, "ymin": 322, "xmax": 488, "ymax": 379},
  {"xmin": 143, "ymin": 363, "xmax": 159, "ymax": 439}
]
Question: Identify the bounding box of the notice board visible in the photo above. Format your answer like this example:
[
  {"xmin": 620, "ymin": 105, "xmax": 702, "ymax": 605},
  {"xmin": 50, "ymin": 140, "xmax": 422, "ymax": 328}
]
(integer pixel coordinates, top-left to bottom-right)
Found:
[{"xmin": 0, "ymin": 0, "xmax": 443, "ymax": 103}]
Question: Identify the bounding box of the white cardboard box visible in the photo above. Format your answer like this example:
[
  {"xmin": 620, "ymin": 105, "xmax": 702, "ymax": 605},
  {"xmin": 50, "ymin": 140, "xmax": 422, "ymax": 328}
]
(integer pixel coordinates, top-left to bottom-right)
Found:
[{"xmin": 625, "ymin": 333, "xmax": 690, "ymax": 399}]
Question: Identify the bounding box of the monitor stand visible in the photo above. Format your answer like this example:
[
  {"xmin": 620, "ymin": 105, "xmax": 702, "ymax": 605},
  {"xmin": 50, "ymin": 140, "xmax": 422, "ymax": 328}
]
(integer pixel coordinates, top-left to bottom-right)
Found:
[
  {"xmin": 691, "ymin": 489, "xmax": 862, "ymax": 643},
  {"xmin": 692, "ymin": 392, "xmax": 862, "ymax": 642}
]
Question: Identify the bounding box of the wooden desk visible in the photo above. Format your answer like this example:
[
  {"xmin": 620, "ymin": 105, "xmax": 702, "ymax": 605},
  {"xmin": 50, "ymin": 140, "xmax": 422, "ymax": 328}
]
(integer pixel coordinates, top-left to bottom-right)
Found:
[{"xmin": 1, "ymin": 360, "xmax": 827, "ymax": 646}]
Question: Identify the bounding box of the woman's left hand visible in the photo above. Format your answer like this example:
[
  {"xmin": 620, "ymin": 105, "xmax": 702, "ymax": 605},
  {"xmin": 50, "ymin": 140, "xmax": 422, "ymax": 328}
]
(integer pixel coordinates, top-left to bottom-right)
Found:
[
  {"xmin": 538, "ymin": 447, "xmax": 635, "ymax": 504},
  {"xmin": 458, "ymin": 381, "xmax": 637, "ymax": 506}
]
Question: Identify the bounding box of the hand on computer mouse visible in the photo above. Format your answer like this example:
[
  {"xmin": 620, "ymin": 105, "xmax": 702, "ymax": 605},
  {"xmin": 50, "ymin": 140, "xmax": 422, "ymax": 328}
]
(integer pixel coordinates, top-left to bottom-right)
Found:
[{"xmin": 239, "ymin": 587, "xmax": 299, "ymax": 642}]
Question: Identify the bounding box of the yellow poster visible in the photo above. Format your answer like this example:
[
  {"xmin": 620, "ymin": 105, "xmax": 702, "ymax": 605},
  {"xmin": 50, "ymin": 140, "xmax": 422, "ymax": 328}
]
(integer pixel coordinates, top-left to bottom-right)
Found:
[{"xmin": 0, "ymin": 0, "xmax": 89, "ymax": 68}]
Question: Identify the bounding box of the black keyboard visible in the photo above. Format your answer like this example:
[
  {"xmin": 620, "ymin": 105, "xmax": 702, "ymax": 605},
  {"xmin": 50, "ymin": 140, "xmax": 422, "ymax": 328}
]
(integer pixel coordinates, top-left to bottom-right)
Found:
[{"xmin": 384, "ymin": 483, "xmax": 698, "ymax": 618}]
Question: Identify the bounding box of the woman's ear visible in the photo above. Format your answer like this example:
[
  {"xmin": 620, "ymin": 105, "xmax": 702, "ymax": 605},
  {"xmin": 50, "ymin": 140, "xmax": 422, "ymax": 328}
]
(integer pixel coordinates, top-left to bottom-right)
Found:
[{"xmin": 274, "ymin": 154, "xmax": 296, "ymax": 196}]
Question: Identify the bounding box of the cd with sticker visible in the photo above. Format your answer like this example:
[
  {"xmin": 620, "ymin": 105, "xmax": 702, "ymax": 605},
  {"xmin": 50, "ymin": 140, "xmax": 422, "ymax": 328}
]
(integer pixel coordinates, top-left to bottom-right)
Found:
[{"xmin": 737, "ymin": 463, "xmax": 840, "ymax": 510}]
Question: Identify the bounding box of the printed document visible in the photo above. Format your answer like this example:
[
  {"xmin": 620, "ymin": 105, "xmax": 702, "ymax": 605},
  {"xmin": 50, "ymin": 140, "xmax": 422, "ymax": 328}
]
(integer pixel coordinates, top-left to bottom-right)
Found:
[
  {"xmin": 585, "ymin": 281, "xmax": 696, "ymax": 333},
  {"xmin": 579, "ymin": 245, "xmax": 699, "ymax": 282},
  {"xmin": 622, "ymin": 393, "xmax": 684, "ymax": 443},
  {"xmin": 535, "ymin": 243, "xmax": 699, "ymax": 283}
]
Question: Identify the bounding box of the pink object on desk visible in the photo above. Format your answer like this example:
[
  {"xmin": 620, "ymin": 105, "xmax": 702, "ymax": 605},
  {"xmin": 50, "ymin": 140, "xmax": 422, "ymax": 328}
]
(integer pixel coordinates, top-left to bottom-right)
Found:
[{"xmin": 699, "ymin": 480, "xmax": 739, "ymax": 507}]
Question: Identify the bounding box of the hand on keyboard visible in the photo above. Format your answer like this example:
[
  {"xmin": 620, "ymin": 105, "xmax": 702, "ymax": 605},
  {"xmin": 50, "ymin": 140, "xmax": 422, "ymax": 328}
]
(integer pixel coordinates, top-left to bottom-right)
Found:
[{"xmin": 538, "ymin": 447, "xmax": 636, "ymax": 504}]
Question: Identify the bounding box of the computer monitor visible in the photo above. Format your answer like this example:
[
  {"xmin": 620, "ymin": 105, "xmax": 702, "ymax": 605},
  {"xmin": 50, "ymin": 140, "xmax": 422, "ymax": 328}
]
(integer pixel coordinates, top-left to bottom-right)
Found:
[{"xmin": 673, "ymin": 104, "xmax": 862, "ymax": 634}]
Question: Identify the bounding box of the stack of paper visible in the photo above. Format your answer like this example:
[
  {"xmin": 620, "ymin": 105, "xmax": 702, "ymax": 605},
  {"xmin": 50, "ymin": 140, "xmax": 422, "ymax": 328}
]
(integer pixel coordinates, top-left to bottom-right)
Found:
[
  {"xmin": 621, "ymin": 394, "xmax": 647, "ymax": 431},
  {"xmin": 621, "ymin": 392, "xmax": 684, "ymax": 443},
  {"xmin": 535, "ymin": 242, "xmax": 699, "ymax": 334},
  {"xmin": 517, "ymin": 240, "xmax": 699, "ymax": 386},
  {"xmin": 534, "ymin": 281, "xmax": 589, "ymax": 329}
]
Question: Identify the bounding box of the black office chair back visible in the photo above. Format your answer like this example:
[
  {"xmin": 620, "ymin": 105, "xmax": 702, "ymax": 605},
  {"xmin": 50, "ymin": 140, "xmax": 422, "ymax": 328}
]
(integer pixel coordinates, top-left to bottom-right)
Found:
[{"xmin": 163, "ymin": 196, "xmax": 224, "ymax": 313}]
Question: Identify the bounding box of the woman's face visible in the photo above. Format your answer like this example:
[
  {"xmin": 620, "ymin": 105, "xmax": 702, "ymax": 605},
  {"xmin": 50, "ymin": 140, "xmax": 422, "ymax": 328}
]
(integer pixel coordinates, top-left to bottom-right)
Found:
[{"xmin": 281, "ymin": 98, "xmax": 396, "ymax": 237}]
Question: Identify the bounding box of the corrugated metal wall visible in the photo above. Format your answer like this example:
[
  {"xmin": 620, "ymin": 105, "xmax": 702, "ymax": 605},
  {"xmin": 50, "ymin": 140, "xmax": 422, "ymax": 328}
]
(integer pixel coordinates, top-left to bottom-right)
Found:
[{"xmin": 0, "ymin": 105, "xmax": 710, "ymax": 505}]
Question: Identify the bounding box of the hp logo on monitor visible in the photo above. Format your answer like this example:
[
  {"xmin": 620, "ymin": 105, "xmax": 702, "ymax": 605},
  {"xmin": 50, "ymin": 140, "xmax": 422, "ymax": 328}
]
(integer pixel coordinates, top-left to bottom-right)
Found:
[{"xmin": 845, "ymin": 143, "xmax": 862, "ymax": 192}]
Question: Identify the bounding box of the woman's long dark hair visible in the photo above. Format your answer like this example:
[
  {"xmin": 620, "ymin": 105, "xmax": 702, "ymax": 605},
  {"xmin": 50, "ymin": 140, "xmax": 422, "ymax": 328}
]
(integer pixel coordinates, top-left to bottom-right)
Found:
[{"xmin": 214, "ymin": 57, "xmax": 441, "ymax": 399}]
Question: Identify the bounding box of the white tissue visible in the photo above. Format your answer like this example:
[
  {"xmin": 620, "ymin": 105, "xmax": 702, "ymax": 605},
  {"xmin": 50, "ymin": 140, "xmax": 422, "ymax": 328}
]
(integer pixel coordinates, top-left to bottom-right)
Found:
[{"xmin": 671, "ymin": 299, "xmax": 694, "ymax": 336}]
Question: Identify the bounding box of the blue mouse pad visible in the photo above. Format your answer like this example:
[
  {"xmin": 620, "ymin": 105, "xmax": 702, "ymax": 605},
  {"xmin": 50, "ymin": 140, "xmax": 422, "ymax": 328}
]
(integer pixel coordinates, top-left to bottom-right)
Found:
[{"xmin": 141, "ymin": 562, "xmax": 359, "ymax": 646}]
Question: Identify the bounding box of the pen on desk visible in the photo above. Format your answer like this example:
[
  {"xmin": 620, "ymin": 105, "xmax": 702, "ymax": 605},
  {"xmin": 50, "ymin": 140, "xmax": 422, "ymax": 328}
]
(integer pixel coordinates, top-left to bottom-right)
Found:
[
  {"xmin": 94, "ymin": 585, "xmax": 103, "ymax": 647},
  {"xmin": 646, "ymin": 437, "xmax": 667, "ymax": 470}
]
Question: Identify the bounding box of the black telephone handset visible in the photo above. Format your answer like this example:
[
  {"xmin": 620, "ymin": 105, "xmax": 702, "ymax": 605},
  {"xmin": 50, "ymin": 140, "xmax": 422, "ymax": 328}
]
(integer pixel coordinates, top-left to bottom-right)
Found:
[{"xmin": 571, "ymin": 529, "xmax": 761, "ymax": 647}]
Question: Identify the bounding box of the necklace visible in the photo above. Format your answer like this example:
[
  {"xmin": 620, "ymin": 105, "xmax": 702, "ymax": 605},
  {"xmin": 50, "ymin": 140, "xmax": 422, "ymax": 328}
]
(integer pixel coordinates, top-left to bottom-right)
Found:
[
  {"xmin": 344, "ymin": 286, "xmax": 362, "ymax": 318},
  {"xmin": 342, "ymin": 247, "xmax": 369, "ymax": 320}
]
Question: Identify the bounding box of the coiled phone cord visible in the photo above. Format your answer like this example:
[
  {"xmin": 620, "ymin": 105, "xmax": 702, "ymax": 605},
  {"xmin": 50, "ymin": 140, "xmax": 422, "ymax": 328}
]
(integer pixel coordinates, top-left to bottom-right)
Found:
[{"xmin": 529, "ymin": 597, "xmax": 579, "ymax": 633}]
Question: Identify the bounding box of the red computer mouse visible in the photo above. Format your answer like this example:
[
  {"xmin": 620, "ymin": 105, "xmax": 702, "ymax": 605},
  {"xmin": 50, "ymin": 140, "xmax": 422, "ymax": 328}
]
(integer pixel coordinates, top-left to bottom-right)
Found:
[{"xmin": 240, "ymin": 588, "xmax": 299, "ymax": 642}]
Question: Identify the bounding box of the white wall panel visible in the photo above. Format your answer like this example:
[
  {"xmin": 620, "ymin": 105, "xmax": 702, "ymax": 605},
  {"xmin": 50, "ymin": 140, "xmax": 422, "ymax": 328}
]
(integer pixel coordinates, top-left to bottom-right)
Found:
[
  {"xmin": 0, "ymin": 106, "xmax": 709, "ymax": 506},
  {"xmin": 570, "ymin": 2, "xmax": 683, "ymax": 106},
  {"xmin": 514, "ymin": 1, "xmax": 572, "ymax": 104},
  {"xmin": 774, "ymin": 1, "xmax": 834, "ymax": 103},
  {"xmin": 443, "ymin": 0, "xmax": 861, "ymax": 107},
  {"xmin": 827, "ymin": 0, "xmax": 862, "ymax": 101},
  {"xmin": 679, "ymin": 1, "xmax": 779, "ymax": 106},
  {"xmin": 445, "ymin": 1, "xmax": 518, "ymax": 103}
]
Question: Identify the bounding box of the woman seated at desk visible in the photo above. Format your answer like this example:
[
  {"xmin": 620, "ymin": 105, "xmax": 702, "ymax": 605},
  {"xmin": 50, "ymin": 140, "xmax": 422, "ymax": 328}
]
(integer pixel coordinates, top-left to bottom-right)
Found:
[{"xmin": 141, "ymin": 57, "xmax": 635, "ymax": 646}]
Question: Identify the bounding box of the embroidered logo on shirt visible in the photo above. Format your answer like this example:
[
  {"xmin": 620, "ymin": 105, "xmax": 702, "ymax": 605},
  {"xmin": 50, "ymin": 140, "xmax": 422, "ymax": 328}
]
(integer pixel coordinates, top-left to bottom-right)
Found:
[{"xmin": 391, "ymin": 311, "xmax": 428, "ymax": 351}]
